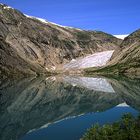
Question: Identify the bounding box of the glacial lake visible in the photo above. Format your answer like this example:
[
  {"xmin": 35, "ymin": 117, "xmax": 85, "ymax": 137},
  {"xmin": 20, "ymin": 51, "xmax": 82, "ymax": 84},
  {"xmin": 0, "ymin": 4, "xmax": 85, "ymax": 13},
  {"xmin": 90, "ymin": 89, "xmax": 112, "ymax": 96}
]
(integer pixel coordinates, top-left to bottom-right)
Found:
[{"xmin": 0, "ymin": 75, "xmax": 140, "ymax": 140}]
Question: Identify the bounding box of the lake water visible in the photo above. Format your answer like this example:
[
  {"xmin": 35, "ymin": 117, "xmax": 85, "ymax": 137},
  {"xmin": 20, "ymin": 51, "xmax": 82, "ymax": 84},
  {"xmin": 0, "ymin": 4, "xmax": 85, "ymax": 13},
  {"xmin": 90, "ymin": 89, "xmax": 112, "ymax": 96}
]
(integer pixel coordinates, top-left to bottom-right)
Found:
[{"xmin": 0, "ymin": 75, "xmax": 140, "ymax": 140}]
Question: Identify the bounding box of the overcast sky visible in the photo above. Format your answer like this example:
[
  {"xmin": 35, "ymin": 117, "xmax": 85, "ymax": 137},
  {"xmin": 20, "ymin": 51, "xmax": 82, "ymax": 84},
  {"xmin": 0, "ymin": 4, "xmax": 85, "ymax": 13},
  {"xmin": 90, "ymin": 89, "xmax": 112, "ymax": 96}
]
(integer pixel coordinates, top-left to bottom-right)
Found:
[{"xmin": 1, "ymin": 0, "xmax": 140, "ymax": 35}]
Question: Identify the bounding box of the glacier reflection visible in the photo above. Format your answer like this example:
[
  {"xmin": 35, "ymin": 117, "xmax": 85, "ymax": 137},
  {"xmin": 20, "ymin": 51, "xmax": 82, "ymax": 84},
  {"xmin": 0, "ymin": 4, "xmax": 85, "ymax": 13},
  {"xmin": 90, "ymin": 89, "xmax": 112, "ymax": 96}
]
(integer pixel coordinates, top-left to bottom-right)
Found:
[{"xmin": 63, "ymin": 76, "xmax": 115, "ymax": 93}]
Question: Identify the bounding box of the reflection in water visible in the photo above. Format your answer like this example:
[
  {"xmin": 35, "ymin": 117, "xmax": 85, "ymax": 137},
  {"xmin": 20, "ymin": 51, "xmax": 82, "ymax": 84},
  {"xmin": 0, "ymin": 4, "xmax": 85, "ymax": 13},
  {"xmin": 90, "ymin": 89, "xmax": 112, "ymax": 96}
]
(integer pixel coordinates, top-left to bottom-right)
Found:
[
  {"xmin": 116, "ymin": 102, "xmax": 129, "ymax": 107},
  {"xmin": 63, "ymin": 76, "xmax": 115, "ymax": 93},
  {"xmin": 0, "ymin": 75, "xmax": 140, "ymax": 140},
  {"xmin": 108, "ymin": 77, "xmax": 140, "ymax": 111}
]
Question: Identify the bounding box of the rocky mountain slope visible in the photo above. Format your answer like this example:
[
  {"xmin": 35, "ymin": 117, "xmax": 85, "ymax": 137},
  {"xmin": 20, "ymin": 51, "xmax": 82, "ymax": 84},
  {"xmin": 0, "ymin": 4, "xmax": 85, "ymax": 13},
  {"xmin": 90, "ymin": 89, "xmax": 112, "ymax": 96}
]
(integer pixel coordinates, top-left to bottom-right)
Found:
[
  {"xmin": 85, "ymin": 29, "xmax": 140, "ymax": 75},
  {"xmin": 0, "ymin": 4, "xmax": 122, "ymax": 78}
]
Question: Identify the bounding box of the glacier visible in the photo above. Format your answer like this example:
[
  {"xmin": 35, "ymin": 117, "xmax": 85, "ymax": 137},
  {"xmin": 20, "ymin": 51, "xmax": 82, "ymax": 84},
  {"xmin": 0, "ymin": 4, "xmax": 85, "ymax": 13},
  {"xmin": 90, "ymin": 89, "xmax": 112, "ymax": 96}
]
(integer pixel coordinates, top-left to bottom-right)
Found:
[{"xmin": 64, "ymin": 50, "xmax": 114, "ymax": 70}]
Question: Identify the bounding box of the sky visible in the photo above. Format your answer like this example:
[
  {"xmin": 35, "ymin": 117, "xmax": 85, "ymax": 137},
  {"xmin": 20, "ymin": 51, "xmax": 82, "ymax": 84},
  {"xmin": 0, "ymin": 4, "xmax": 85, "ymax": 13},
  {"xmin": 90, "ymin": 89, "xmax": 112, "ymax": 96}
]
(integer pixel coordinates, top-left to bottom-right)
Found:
[{"xmin": 1, "ymin": 0, "xmax": 140, "ymax": 35}]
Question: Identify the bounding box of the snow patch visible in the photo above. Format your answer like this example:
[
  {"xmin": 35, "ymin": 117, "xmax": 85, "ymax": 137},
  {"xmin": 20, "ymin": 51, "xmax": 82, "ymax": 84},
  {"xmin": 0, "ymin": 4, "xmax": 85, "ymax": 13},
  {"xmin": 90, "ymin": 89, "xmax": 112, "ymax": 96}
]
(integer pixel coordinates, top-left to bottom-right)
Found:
[
  {"xmin": 51, "ymin": 66, "xmax": 56, "ymax": 70},
  {"xmin": 71, "ymin": 59, "xmax": 76, "ymax": 62},
  {"xmin": 114, "ymin": 35, "xmax": 128, "ymax": 39},
  {"xmin": 64, "ymin": 50, "xmax": 114, "ymax": 69},
  {"xmin": 3, "ymin": 6, "xmax": 13, "ymax": 9}
]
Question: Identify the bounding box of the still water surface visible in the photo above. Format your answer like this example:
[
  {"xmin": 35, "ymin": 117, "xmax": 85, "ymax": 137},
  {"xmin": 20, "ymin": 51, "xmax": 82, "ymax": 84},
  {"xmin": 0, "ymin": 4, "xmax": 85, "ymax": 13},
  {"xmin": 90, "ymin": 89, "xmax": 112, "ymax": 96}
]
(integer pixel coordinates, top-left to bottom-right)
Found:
[{"xmin": 0, "ymin": 75, "xmax": 140, "ymax": 140}]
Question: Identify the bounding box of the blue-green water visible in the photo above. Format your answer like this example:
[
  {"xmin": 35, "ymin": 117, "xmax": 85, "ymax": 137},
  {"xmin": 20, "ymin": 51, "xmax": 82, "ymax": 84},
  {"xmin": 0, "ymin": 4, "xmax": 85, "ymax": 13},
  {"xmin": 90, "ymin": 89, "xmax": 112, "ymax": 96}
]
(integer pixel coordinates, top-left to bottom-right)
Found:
[{"xmin": 0, "ymin": 75, "xmax": 140, "ymax": 140}]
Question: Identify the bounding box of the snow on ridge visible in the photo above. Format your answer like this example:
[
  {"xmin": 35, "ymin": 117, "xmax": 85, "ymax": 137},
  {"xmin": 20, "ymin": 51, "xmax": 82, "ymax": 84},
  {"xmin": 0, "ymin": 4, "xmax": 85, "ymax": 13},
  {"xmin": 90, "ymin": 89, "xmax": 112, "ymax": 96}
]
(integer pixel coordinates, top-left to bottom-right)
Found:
[
  {"xmin": 24, "ymin": 14, "xmax": 82, "ymax": 31},
  {"xmin": 114, "ymin": 34, "xmax": 128, "ymax": 39},
  {"xmin": 24, "ymin": 14, "xmax": 49, "ymax": 24},
  {"xmin": 3, "ymin": 6, "xmax": 13, "ymax": 9},
  {"xmin": 0, "ymin": 3, "xmax": 14, "ymax": 9},
  {"xmin": 64, "ymin": 50, "xmax": 114, "ymax": 70},
  {"xmin": 1, "ymin": 4, "xmax": 82, "ymax": 30}
]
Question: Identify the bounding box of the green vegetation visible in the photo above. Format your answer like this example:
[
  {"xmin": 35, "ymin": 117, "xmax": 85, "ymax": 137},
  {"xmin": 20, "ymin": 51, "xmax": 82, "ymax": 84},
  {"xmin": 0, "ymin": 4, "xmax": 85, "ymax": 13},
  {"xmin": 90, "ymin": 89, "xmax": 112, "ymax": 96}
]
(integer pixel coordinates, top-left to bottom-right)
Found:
[
  {"xmin": 84, "ymin": 61, "xmax": 140, "ymax": 76},
  {"xmin": 76, "ymin": 31, "xmax": 91, "ymax": 40},
  {"xmin": 81, "ymin": 113, "xmax": 140, "ymax": 140}
]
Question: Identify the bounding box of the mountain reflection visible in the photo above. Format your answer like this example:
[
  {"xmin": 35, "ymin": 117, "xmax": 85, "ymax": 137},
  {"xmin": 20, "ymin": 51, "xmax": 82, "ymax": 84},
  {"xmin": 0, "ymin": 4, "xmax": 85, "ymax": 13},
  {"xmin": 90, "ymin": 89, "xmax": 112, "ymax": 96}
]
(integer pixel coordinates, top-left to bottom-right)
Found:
[{"xmin": 0, "ymin": 75, "xmax": 140, "ymax": 140}]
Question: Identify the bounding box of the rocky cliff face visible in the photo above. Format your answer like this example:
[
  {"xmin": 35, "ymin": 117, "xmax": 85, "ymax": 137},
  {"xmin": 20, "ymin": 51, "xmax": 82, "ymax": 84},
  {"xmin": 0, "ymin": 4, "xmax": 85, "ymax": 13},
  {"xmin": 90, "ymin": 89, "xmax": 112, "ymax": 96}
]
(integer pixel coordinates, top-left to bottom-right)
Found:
[
  {"xmin": 0, "ymin": 4, "xmax": 121, "ymax": 78},
  {"xmin": 85, "ymin": 29, "xmax": 140, "ymax": 75}
]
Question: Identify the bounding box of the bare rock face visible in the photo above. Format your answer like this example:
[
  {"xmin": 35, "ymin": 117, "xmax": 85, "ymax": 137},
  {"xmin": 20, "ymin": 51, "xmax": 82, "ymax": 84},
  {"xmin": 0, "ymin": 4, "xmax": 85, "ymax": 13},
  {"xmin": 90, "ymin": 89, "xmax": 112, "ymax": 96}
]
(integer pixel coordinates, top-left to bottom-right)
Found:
[{"xmin": 0, "ymin": 4, "xmax": 121, "ymax": 78}]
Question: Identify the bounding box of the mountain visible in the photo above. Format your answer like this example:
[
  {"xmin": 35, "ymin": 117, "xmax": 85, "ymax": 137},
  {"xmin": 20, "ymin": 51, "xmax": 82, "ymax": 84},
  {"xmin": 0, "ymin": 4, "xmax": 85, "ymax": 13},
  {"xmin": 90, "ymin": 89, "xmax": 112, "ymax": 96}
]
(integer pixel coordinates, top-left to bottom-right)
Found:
[
  {"xmin": 0, "ymin": 4, "xmax": 121, "ymax": 79},
  {"xmin": 85, "ymin": 29, "xmax": 140, "ymax": 75}
]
